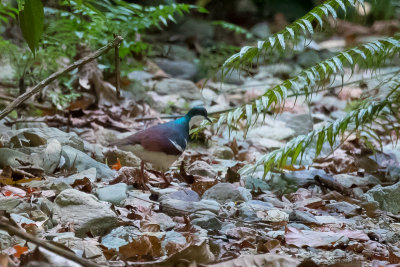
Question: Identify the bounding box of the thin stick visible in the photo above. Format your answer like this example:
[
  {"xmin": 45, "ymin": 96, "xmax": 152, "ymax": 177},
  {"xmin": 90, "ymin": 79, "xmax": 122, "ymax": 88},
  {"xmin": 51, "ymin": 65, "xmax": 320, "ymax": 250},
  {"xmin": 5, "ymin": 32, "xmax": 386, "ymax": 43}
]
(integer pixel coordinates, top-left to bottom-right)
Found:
[
  {"xmin": 0, "ymin": 35, "xmax": 124, "ymax": 121},
  {"xmin": 113, "ymin": 33, "xmax": 121, "ymax": 98},
  {"xmin": 0, "ymin": 94, "xmax": 52, "ymax": 110},
  {"xmin": 0, "ymin": 221, "xmax": 98, "ymax": 267}
]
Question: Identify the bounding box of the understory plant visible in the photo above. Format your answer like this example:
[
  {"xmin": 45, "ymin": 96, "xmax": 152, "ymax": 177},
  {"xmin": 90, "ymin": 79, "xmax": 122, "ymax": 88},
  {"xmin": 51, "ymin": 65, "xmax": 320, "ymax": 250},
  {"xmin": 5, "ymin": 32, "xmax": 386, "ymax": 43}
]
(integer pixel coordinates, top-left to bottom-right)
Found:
[{"xmin": 193, "ymin": 0, "xmax": 400, "ymax": 177}]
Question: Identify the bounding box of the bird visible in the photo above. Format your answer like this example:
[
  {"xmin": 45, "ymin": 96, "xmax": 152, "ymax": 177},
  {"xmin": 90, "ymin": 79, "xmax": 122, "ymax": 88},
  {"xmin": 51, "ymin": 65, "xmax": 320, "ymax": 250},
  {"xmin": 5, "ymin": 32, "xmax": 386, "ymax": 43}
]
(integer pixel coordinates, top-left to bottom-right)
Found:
[{"xmin": 109, "ymin": 106, "xmax": 211, "ymax": 179}]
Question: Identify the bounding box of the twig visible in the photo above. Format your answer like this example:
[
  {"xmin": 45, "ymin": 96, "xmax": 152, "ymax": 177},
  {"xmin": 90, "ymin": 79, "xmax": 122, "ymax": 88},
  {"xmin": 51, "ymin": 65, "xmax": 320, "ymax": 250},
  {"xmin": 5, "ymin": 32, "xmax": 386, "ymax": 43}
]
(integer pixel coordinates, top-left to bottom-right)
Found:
[
  {"xmin": 0, "ymin": 221, "xmax": 99, "ymax": 267},
  {"xmin": 0, "ymin": 94, "xmax": 52, "ymax": 110},
  {"xmin": 113, "ymin": 33, "xmax": 121, "ymax": 99},
  {"xmin": 0, "ymin": 35, "xmax": 124, "ymax": 121}
]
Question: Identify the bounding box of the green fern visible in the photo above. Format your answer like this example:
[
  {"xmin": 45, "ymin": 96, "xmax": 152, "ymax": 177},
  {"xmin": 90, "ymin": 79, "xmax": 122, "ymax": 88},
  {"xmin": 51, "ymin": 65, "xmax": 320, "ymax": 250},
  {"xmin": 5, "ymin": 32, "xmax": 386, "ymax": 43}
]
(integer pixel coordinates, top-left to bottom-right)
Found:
[
  {"xmin": 194, "ymin": 0, "xmax": 400, "ymax": 177},
  {"xmin": 240, "ymin": 75, "xmax": 400, "ymax": 176},
  {"xmin": 221, "ymin": 0, "xmax": 366, "ymax": 76},
  {"xmin": 212, "ymin": 21, "xmax": 254, "ymax": 39}
]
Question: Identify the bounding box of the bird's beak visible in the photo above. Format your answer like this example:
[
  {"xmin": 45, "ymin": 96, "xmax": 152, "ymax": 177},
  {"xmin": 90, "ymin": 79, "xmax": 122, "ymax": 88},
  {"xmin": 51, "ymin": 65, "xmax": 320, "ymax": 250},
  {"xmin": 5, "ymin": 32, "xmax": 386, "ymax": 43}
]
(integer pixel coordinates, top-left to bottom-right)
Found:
[{"xmin": 206, "ymin": 116, "xmax": 212, "ymax": 123}]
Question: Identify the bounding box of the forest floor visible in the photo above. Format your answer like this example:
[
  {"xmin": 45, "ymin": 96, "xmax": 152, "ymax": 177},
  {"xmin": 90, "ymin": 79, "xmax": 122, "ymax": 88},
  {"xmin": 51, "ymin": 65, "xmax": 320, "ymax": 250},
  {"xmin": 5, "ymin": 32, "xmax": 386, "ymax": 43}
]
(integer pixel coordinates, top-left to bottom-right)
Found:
[{"xmin": 1, "ymin": 17, "xmax": 400, "ymax": 267}]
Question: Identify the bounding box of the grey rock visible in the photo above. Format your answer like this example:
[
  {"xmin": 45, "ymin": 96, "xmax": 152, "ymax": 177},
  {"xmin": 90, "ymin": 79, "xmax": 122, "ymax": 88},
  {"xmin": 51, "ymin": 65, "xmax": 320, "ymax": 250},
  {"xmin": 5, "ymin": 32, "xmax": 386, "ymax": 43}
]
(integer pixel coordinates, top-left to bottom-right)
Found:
[
  {"xmin": 216, "ymin": 69, "xmax": 245, "ymax": 85},
  {"xmin": 159, "ymin": 189, "xmax": 200, "ymax": 202},
  {"xmin": 52, "ymin": 189, "xmax": 117, "ymax": 237},
  {"xmin": 287, "ymin": 223, "xmax": 311, "ymax": 230},
  {"xmin": 124, "ymin": 190, "xmax": 153, "ymax": 209},
  {"xmin": 326, "ymin": 202, "xmax": 361, "ymax": 216},
  {"xmin": 277, "ymin": 113, "xmax": 313, "ymax": 136},
  {"xmin": 40, "ymin": 198, "xmax": 54, "ymax": 217},
  {"xmin": 247, "ymin": 124, "xmax": 295, "ymax": 142},
  {"xmin": 101, "ymin": 226, "xmax": 141, "ymax": 249},
  {"xmin": 289, "ymin": 210, "xmax": 319, "ymax": 224},
  {"xmin": 238, "ymin": 200, "xmax": 274, "ymax": 221},
  {"xmin": 177, "ymin": 18, "xmax": 214, "ymax": 46},
  {"xmin": 154, "ymin": 58, "xmax": 198, "ymax": 80},
  {"xmin": 55, "ymin": 235, "xmax": 106, "ymax": 263},
  {"xmin": 9, "ymin": 127, "xmax": 84, "ymax": 151},
  {"xmin": 56, "ymin": 168, "xmax": 97, "ymax": 185},
  {"xmin": 250, "ymin": 22, "xmax": 270, "ymax": 39},
  {"xmin": 154, "ymin": 78, "xmax": 200, "ymax": 100},
  {"xmin": 297, "ymin": 49, "xmax": 322, "ymax": 67},
  {"xmin": 283, "ymin": 168, "xmax": 329, "ymax": 187},
  {"xmin": 192, "ymin": 214, "xmax": 222, "ymax": 231},
  {"xmin": 212, "ymin": 146, "xmax": 234, "ymax": 159},
  {"xmin": 362, "ymin": 181, "xmax": 400, "ymax": 214},
  {"xmin": 51, "ymin": 182, "xmax": 72, "ymax": 194},
  {"xmin": 160, "ymin": 198, "xmax": 220, "ymax": 216},
  {"xmin": 104, "ymin": 147, "xmax": 142, "ymax": 169},
  {"xmin": 162, "ymin": 231, "xmax": 186, "ymax": 252},
  {"xmin": 187, "ymin": 161, "xmax": 217, "ymax": 178},
  {"xmin": 202, "ymin": 183, "xmax": 251, "ymax": 204},
  {"xmin": 95, "ymin": 183, "xmax": 128, "ymax": 205},
  {"xmin": 0, "ymin": 230, "xmax": 12, "ymax": 250},
  {"xmin": 127, "ymin": 70, "xmax": 154, "ymax": 82},
  {"xmin": 150, "ymin": 187, "xmax": 179, "ymax": 198},
  {"xmin": 0, "ymin": 197, "xmax": 23, "ymax": 212},
  {"xmin": 61, "ymin": 145, "xmax": 116, "ymax": 180},
  {"xmin": 0, "ymin": 148, "xmax": 30, "ymax": 168},
  {"xmin": 243, "ymin": 176, "xmax": 270, "ymax": 191},
  {"xmin": 257, "ymin": 64, "xmax": 299, "ymax": 79},
  {"xmin": 160, "ymin": 44, "xmax": 197, "ymax": 62},
  {"xmin": 333, "ymin": 173, "xmax": 380, "ymax": 188},
  {"xmin": 42, "ymin": 139, "xmax": 62, "ymax": 173}
]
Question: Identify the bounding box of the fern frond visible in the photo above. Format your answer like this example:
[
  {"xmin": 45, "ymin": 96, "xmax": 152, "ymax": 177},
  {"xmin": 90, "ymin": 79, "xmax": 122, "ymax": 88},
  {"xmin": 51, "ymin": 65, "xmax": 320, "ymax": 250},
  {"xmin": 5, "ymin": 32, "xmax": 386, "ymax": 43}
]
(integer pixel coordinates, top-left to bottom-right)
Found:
[
  {"xmin": 240, "ymin": 75, "xmax": 400, "ymax": 176},
  {"xmin": 221, "ymin": 0, "xmax": 365, "ymax": 75},
  {"xmin": 213, "ymin": 21, "xmax": 254, "ymax": 39},
  {"xmin": 195, "ymin": 35, "xmax": 400, "ymax": 137}
]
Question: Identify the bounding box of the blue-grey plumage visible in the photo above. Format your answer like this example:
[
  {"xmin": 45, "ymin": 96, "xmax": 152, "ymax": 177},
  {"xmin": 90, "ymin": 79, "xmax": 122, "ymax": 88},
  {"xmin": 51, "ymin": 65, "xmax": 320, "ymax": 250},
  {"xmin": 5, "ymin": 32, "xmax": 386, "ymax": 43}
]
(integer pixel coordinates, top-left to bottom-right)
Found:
[{"xmin": 109, "ymin": 106, "xmax": 210, "ymax": 171}]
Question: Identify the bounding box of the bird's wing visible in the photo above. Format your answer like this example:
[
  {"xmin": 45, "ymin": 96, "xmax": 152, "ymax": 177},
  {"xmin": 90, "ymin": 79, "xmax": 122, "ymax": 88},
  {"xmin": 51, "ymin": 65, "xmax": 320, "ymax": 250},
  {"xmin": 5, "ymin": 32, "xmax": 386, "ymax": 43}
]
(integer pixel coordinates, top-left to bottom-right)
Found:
[{"xmin": 109, "ymin": 123, "xmax": 185, "ymax": 155}]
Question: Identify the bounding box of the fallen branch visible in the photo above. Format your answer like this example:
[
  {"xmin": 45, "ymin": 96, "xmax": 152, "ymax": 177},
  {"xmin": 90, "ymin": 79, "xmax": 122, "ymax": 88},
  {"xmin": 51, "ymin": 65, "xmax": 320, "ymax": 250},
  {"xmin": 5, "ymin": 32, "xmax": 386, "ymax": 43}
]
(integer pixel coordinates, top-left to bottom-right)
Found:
[
  {"xmin": 0, "ymin": 35, "xmax": 124, "ymax": 121},
  {"xmin": 0, "ymin": 94, "xmax": 52, "ymax": 110},
  {"xmin": 0, "ymin": 221, "xmax": 99, "ymax": 267}
]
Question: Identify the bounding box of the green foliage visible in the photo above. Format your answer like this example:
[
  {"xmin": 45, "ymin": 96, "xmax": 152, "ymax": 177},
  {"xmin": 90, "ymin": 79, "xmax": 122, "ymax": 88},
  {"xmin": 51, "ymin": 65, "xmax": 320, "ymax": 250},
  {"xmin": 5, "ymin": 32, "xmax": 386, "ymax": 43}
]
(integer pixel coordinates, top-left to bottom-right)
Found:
[
  {"xmin": 193, "ymin": 0, "xmax": 400, "ymax": 177},
  {"xmin": 212, "ymin": 21, "xmax": 254, "ymax": 39},
  {"xmin": 18, "ymin": 0, "xmax": 44, "ymax": 56},
  {"xmin": 221, "ymin": 0, "xmax": 367, "ymax": 75},
  {"xmin": 0, "ymin": 3, "xmax": 17, "ymax": 23}
]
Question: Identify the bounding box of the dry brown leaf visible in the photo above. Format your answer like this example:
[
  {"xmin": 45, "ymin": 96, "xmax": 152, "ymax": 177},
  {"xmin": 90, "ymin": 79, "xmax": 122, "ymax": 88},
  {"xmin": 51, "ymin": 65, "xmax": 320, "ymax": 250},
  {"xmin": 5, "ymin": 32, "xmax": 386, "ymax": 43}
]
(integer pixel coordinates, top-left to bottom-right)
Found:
[
  {"xmin": 191, "ymin": 178, "xmax": 218, "ymax": 196},
  {"xmin": 208, "ymin": 253, "xmax": 300, "ymax": 267},
  {"xmin": 71, "ymin": 177, "xmax": 92, "ymax": 193}
]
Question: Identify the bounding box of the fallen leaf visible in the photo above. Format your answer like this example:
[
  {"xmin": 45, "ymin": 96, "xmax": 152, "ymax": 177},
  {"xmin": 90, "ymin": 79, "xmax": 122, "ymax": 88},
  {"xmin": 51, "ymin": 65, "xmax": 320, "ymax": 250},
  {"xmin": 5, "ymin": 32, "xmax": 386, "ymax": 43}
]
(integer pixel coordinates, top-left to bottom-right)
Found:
[
  {"xmin": 13, "ymin": 245, "xmax": 28, "ymax": 258},
  {"xmin": 112, "ymin": 158, "xmax": 122, "ymax": 171},
  {"xmin": 71, "ymin": 177, "xmax": 92, "ymax": 193}
]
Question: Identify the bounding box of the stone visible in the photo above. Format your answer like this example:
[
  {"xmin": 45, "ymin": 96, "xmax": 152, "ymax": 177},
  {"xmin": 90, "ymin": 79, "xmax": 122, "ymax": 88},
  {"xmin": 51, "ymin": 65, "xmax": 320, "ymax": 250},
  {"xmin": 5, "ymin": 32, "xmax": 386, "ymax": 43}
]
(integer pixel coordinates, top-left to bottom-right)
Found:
[
  {"xmin": 160, "ymin": 199, "xmax": 220, "ymax": 217},
  {"xmin": 289, "ymin": 210, "xmax": 319, "ymax": 224},
  {"xmin": 8, "ymin": 127, "xmax": 84, "ymax": 151},
  {"xmin": 176, "ymin": 18, "xmax": 214, "ymax": 46},
  {"xmin": 52, "ymin": 189, "xmax": 117, "ymax": 237},
  {"xmin": 61, "ymin": 146, "xmax": 116, "ymax": 180},
  {"xmin": 95, "ymin": 183, "xmax": 128, "ymax": 205},
  {"xmin": 212, "ymin": 146, "xmax": 234, "ymax": 159},
  {"xmin": 162, "ymin": 230, "xmax": 186, "ymax": 250},
  {"xmin": 216, "ymin": 69, "xmax": 245, "ymax": 85},
  {"xmin": 243, "ymin": 176, "xmax": 270, "ymax": 191},
  {"xmin": 101, "ymin": 226, "xmax": 141, "ymax": 249},
  {"xmin": 257, "ymin": 64, "xmax": 299, "ymax": 79},
  {"xmin": 154, "ymin": 58, "xmax": 198, "ymax": 80},
  {"xmin": 187, "ymin": 161, "xmax": 217, "ymax": 178},
  {"xmin": 297, "ymin": 49, "xmax": 322, "ymax": 68},
  {"xmin": 247, "ymin": 124, "xmax": 295, "ymax": 142},
  {"xmin": 192, "ymin": 213, "xmax": 222, "ymax": 231},
  {"xmin": 283, "ymin": 168, "xmax": 329, "ymax": 187},
  {"xmin": 277, "ymin": 113, "xmax": 313, "ymax": 136},
  {"xmin": 202, "ymin": 183, "xmax": 251, "ymax": 204},
  {"xmin": 124, "ymin": 190, "xmax": 153, "ymax": 209},
  {"xmin": 146, "ymin": 92, "xmax": 187, "ymax": 112},
  {"xmin": 103, "ymin": 147, "xmax": 141, "ymax": 168},
  {"xmin": 0, "ymin": 197, "xmax": 23, "ymax": 212},
  {"xmin": 154, "ymin": 78, "xmax": 200, "ymax": 100},
  {"xmin": 41, "ymin": 139, "xmax": 62, "ymax": 173},
  {"xmin": 55, "ymin": 235, "xmax": 106, "ymax": 263},
  {"xmin": 326, "ymin": 202, "xmax": 361, "ymax": 217},
  {"xmin": 238, "ymin": 200, "xmax": 274, "ymax": 221},
  {"xmin": 362, "ymin": 181, "xmax": 400, "ymax": 214},
  {"xmin": 250, "ymin": 22, "xmax": 270, "ymax": 39},
  {"xmin": 333, "ymin": 173, "xmax": 380, "ymax": 188},
  {"xmin": 159, "ymin": 44, "xmax": 197, "ymax": 62},
  {"xmin": 56, "ymin": 168, "xmax": 97, "ymax": 185},
  {"xmin": 0, "ymin": 230, "xmax": 12, "ymax": 250},
  {"xmin": 0, "ymin": 148, "xmax": 30, "ymax": 168},
  {"xmin": 159, "ymin": 189, "xmax": 200, "ymax": 202}
]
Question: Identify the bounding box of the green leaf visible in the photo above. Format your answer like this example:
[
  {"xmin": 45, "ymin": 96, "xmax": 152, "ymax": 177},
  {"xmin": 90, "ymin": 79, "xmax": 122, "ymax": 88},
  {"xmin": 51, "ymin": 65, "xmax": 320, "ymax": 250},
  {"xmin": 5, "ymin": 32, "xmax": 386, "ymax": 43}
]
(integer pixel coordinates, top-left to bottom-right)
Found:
[
  {"xmin": 315, "ymin": 130, "xmax": 325, "ymax": 156},
  {"xmin": 277, "ymin": 33, "xmax": 285, "ymax": 50},
  {"xmin": 18, "ymin": 0, "xmax": 44, "ymax": 55}
]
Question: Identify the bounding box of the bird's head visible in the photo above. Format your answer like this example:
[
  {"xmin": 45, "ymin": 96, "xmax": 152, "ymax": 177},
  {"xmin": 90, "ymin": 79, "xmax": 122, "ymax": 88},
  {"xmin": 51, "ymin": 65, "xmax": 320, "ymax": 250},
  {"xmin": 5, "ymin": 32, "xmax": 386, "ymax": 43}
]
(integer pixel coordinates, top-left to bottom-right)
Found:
[{"xmin": 186, "ymin": 106, "xmax": 211, "ymax": 122}]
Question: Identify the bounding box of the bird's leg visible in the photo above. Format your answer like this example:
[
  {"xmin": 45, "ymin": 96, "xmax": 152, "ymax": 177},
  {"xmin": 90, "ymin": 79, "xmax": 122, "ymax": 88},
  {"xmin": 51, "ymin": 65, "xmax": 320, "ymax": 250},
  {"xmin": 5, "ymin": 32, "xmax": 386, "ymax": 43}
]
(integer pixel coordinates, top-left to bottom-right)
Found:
[
  {"xmin": 139, "ymin": 160, "xmax": 149, "ymax": 190},
  {"xmin": 160, "ymin": 172, "xmax": 171, "ymax": 187}
]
